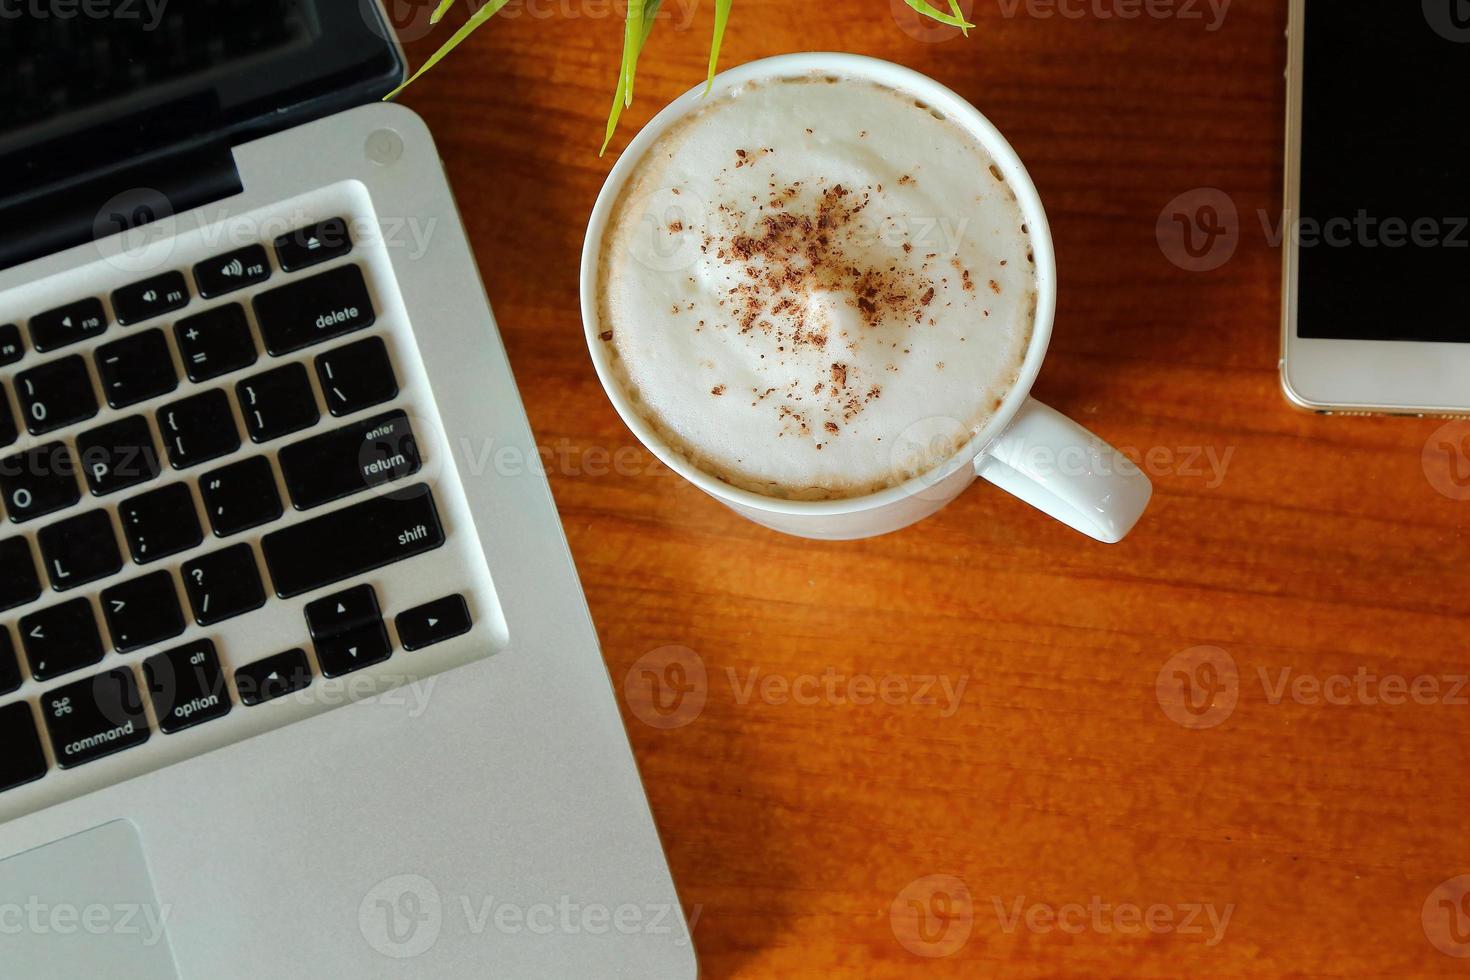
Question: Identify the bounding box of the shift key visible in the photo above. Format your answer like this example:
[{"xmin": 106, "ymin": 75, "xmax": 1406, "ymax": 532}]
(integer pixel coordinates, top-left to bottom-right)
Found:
[
  {"xmin": 253, "ymin": 264, "xmax": 375, "ymax": 356},
  {"xmin": 261, "ymin": 483, "xmax": 444, "ymax": 598}
]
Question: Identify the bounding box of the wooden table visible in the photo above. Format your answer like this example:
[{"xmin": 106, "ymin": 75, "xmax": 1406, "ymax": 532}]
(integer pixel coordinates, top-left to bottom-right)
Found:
[{"xmin": 398, "ymin": 2, "xmax": 1470, "ymax": 975}]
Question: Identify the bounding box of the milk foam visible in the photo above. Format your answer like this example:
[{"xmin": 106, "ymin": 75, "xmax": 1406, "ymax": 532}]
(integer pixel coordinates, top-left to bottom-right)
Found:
[{"xmin": 597, "ymin": 75, "xmax": 1036, "ymax": 499}]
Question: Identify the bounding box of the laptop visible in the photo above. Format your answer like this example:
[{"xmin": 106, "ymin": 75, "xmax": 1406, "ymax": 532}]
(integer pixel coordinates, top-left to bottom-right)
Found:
[{"xmin": 0, "ymin": 3, "xmax": 696, "ymax": 977}]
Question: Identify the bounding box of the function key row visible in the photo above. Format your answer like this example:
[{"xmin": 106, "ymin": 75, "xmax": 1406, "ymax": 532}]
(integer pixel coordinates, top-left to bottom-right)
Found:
[
  {"xmin": 0, "ymin": 219, "xmax": 355, "ymax": 367},
  {"xmin": 0, "ymin": 587, "xmax": 470, "ymax": 793}
]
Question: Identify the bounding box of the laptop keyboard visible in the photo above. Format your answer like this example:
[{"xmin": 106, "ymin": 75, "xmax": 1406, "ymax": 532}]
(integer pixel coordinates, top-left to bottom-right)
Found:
[{"xmin": 0, "ymin": 208, "xmax": 490, "ymax": 810}]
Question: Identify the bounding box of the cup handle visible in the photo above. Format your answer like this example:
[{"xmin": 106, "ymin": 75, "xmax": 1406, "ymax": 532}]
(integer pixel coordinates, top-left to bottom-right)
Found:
[{"xmin": 974, "ymin": 398, "xmax": 1152, "ymax": 543}]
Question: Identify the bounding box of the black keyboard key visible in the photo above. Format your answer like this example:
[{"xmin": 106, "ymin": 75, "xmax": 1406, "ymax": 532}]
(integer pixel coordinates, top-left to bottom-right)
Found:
[
  {"xmin": 15, "ymin": 355, "xmax": 98, "ymax": 436},
  {"xmin": 143, "ymin": 640, "xmax": 231, "ymax": 733},
  {"xmin": 0, "ymin": 384, "xmax": 14, "ymax": 448},
  {"xmin": 96, "ymin": 329, "xmax": 179, "ymax": 409},
  {"xmin": 0, "ymin": 626, "xmax": 20, "ymax": 695},
  {"xmin": 305, "ymin": 584, "xmax": 380, "ymax": 641},
  {"xmin": 120, "ymin": 483, "xmax": 202, "ymax": 564},
  {"xmin": 194, "ymin": 244, "xmax": 271, "ymax": 299},
  {"xmin": 75, "ymin": 415, "xmax": 161, "ymax": 496},
  {"xmin": 237, "ymin": 363, "xmax": 319, "ymax": 443},
  {"xmin": 182, "ymin": 544, "xmax": 265, "ymax": 626},
  {"xmin": 0, "ymin": 537, "xmax": 41, "ymax": 612},
  {"xmin": 20, "ymin": 597, "xmax": 104, "ymax": 681},
  {"xmin": 236, "ymin": 649, "xmax": 312, "ymax": 706},
  {"xmin": 30, "ymin": 298, "xmax": 106, "ymax": 353},
  {"xmin": 274, "ymin": 217, "xmax": 352, "ymax": 272},
  {"xmin": 262, "ymin": 484, "xmax": 444, "ymax": 599},
  {"xmin": 200, "ymin": 456, "xmax": 282, "ymax": 537},
  {"xmin": 316, "ymin": 337, "xmax": 398, "ymax": 417},
  {"xmin": 42, "ymin": 667, "xmax": 150, "ymax": 769},
  {"xmin": 253, "ymin": 265, "xmax": 375, "ymax": 356},
  {"xmin": 278, "ymin": 410, "xmax": 420, "ymax": 510},
  {"xmin": 158, "ymin": 389, "xmax": 240, "ymax": 469},
  {"xmin": 396, "ymin": 594, "xmax": 473, "ymax": 652},
  {"xmin": 1, "ymin": 442, "xmax": 80, "ymax": 523},
  {"xmin": 0, "ymin": 702, "xmax": 47, "ymax": 793},
  {"xmin": 316, "ymin": 621, "xmax": 391, "ymax": 678},
  {"xmin": 112, "ymin": 272, "xmax": 189, "ymax": 325},
  {"xmin": 101, "ymin": 571, "xmax": 185, "ymax": 653},
  {"xmin": 39, "ymin": 510, "xmax": 121, "ymax": 591},
  {"xmin": 175, "ymin": 304, "xmax": 258, "ymax": 383},
  {"xmin": 0, "ymin": 323, "xmax": 23, "ymax": 366}
]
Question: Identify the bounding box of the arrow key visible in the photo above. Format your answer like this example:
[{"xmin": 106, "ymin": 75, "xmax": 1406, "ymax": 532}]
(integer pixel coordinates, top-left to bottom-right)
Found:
[
  {"xmin": 396, "ymin": 594, "xmax": 472, "ymax": 652},
  {"xmin": 304, "ymin": 583, "xmax": 379, "ymax": 641},
  {"xmin": 101, "ymin": 570, "xmax": 185, "ymax": 653},
  {"xmin": 314, "ymin": 621, "xmax": 391, "ymax": 678},
  {"xmin": 236, "ymin": 648, "xmax": 313, "ymax": 706}
]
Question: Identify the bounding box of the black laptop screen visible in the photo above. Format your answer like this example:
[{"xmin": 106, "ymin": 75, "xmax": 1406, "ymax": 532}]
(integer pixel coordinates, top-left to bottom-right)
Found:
[{"xmin": 0, "ymin": 0, "xmax": 402, "ymax": 264}]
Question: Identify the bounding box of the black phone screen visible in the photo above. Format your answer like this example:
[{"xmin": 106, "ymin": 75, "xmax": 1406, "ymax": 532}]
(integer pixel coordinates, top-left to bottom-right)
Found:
[{"xmin": 1296, "ymin": 2, "xmax": 1470, "ymax": 343}]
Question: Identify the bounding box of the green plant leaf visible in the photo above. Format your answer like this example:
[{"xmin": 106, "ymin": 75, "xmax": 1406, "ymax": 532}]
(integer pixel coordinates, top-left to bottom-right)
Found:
[
  {"xmin": 601, "ymin": 0, "xmax": 663, "ymax": 155},
  {"xmin": 947, "ymin": 0, "xmax": 969, "ymax": 35},
  {"xmin": 623, "ymin": 0, "xmax": 647, "ymax": 107},
  {"xmin": 904, "ymin": 0, "xmax": 975, "ymax": 29},
  {"xmin": 704, "ymin": 0, "xmax": 733, "ymax": 94},
  {"xmin": 429, "ymin": 0, "xmax": 457, "ymax": 25},
  {"xmin": 383, "ymin": 0, "xmax": 514, "ymax": 101}
]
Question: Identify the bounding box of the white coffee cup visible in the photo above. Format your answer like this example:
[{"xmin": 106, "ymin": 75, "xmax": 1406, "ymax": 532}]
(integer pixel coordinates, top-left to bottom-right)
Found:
[{"xmin": 581, "ymin": 52, "xmax": 1152, "ymax": 543}]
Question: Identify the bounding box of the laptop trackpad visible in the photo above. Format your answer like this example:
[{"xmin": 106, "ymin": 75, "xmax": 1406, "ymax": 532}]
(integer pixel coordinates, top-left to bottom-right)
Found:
[{"xmin": 0, "ymin": 820, "xmax": 180, "ymax": 979}]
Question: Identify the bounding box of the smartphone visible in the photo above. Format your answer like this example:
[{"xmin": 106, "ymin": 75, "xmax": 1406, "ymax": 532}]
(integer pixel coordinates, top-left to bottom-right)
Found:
[{"xmin": 1282, "ymin": 0, "xmax": 1470, "ymax": 415}]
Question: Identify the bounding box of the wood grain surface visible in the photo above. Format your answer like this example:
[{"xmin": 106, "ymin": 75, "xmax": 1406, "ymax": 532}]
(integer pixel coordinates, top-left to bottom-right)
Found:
[{"xmin": 395, "ymin": 1, "xmax": 1470, "ymax": 975}]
